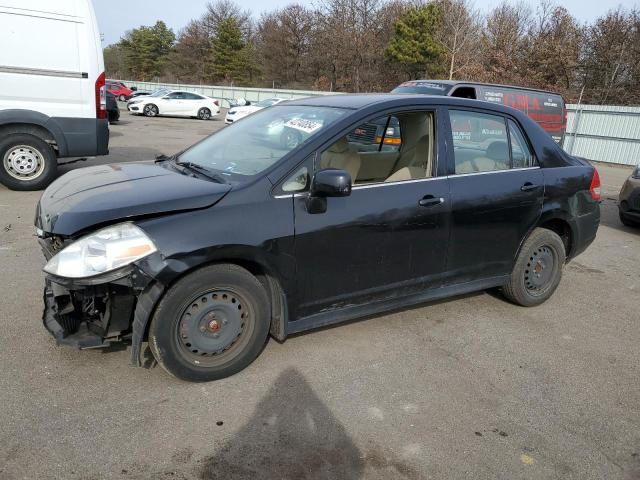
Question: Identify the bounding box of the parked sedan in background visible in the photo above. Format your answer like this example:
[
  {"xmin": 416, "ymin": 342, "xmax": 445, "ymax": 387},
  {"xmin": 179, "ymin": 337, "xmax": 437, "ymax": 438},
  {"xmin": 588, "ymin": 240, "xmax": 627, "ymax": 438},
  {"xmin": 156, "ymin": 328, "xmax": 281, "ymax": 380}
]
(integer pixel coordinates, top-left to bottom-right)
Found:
[
  {"xmin": 225, "ymin": 97, "xmax": 286, "ymax": 124},
  {"xmin": 618, "ymin": 165, "xmax": 640, "ymax": 227},
  {"xmin": 35, "ymin": 94, "xmax": 600, "ymax": 382},
  {"xmin": 127, "ymin": 90, "xmax": 220, "ymax": 120},
  {"xmin": 106, "ymin": 82, "xmax": 135, "ymax": 102}
]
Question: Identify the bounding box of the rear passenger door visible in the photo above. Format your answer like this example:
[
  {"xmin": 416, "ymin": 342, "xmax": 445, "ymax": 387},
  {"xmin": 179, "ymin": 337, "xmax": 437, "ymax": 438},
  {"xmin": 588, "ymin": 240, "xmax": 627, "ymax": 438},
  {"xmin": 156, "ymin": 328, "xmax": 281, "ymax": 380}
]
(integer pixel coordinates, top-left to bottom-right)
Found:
[{"xmin": 444, "ymin": 109, "xmax": 543, "ymax": 284}]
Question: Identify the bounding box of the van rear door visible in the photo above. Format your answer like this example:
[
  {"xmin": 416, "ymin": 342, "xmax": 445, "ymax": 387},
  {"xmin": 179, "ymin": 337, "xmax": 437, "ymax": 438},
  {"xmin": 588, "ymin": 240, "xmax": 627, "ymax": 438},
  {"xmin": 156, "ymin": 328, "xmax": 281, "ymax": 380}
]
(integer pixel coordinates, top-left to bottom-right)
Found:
[{"xmin": 476, "ymin": 86, "xmax": 565, "ymax": 143}]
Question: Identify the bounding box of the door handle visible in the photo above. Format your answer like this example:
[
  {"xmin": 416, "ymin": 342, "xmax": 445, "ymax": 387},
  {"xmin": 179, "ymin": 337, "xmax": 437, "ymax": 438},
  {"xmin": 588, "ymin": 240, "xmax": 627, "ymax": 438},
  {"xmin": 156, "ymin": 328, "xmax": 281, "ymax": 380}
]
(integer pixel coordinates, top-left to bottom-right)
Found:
[
  {"xmin": 419, "ymin": 195, "xmax": 444, "ymax": 207},
  {"xmin": 521, "ymin": 182, "xmax": 540, "ymax": 192}
]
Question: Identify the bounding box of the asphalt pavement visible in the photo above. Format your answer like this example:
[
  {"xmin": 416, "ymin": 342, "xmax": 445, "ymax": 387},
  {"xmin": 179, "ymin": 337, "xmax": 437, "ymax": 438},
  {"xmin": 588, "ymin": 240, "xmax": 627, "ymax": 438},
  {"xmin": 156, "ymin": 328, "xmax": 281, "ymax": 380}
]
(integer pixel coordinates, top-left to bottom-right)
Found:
[{"xmin": 0, "ymin": 108, "xmax": 638, "ymax": 479}]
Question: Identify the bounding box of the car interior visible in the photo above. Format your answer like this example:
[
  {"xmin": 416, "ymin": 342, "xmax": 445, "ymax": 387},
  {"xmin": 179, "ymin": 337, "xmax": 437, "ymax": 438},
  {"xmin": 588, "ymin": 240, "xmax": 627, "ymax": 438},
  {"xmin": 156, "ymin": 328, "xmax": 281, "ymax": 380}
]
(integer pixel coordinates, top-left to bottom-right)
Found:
[{"xmin": 320, "ymin": 111, "xmax": 435, "ymax": 185}]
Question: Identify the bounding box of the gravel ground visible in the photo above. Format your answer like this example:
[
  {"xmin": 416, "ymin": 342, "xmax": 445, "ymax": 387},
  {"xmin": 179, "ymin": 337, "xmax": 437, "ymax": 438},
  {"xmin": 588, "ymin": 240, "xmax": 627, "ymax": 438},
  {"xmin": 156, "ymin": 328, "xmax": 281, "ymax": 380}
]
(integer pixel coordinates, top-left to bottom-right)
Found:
[{"xmin": 0, "ymin": 109, "xmax": 638, "ymax": 480}]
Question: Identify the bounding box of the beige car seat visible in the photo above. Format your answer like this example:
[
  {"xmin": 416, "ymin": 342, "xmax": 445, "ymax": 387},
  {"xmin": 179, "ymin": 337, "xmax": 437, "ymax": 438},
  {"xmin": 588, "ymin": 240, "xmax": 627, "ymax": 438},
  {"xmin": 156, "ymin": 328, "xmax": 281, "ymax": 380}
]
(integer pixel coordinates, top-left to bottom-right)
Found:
[
  {"xmin": 457, "ymin": 141, "xmax": 510, "ymax": 174},
  {"xmin": 320, "ymin": 137, "xmax": 361, "ymax": 183}
]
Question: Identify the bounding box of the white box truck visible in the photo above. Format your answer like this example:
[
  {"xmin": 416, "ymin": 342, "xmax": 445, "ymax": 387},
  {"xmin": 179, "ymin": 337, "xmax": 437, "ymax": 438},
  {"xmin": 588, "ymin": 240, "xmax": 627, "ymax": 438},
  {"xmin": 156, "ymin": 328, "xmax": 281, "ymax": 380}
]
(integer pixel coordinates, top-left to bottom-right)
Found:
[{"xmin": 0, "ymin": 0, "xmax": 108, "ymax": 190}]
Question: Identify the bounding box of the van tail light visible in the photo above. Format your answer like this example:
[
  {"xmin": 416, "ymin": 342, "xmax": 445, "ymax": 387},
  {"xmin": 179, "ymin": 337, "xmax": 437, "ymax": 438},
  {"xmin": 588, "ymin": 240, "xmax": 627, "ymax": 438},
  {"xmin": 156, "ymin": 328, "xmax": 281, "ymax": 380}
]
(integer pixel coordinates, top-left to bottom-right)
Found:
[
  {"xmin": 375, "ymin": 136, "xmax": 402, "ymax": 145},
  {"xmin": 589, "ymin": 168, "xmax": 601, "ymax": 201},
  {"xmin": 95, "ymin": 72, "xmax": 107, "ymax": 119}
]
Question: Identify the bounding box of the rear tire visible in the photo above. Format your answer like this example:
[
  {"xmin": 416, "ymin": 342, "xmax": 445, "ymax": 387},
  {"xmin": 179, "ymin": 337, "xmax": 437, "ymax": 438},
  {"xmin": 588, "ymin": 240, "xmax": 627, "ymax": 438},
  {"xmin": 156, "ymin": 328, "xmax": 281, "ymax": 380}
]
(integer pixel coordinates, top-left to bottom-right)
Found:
[
  {"xmin": 0, "ymin": 133, "xmax": 57, "ymax": 190},
  {"xmin": 143, "ymin": 104, "xmax": 159, "ymax": 117},
  {"xmin": 149, "ymin": 264, "xmax": 270, "ymax": 382},
  {"xmin": 197, "ymin": 108, "xmax": 211, "ymax": 120},
  {"xmin": 502, "ymin": 228, "xmax": 566, "ymax": 307}
]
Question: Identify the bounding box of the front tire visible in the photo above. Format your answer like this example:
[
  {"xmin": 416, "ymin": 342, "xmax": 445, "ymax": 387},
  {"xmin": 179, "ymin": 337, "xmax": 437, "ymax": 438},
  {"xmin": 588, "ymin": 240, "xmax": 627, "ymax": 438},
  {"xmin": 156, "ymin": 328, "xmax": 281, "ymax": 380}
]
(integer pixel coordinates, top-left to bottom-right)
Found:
[
  {"xmin": 0, "ymin": 133, "xmax": 57, "ymax": 190},
  {"xmin": 197, "ymin": 108, "xmax": 211, "ymax": 120},
  {"xmin": 149, "ymin": 264, "xmax": 270, "ymax": 382},
  {"xmin": 143, "ymin": 104, "xmax": 159, "ymax": 117},
  {"xmin": 502, "ymin": 228, "xmax": 566, "ymax": 307}
]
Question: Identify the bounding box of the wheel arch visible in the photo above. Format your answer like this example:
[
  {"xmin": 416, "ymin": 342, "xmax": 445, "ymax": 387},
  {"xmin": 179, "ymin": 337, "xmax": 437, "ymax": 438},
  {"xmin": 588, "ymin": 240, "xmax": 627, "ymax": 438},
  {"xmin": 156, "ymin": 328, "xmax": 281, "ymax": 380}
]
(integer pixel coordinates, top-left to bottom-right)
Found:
[
  {"xmin": 513, "ymin": 210, "xmax": 575, "ymax": 269},
  {"xmin": 0, "ymin": 109, "xmax": 67, "ymax": 155},
  {"xmin": 131, "ymin": 251, "xmax": 289, "ymax": 366}
]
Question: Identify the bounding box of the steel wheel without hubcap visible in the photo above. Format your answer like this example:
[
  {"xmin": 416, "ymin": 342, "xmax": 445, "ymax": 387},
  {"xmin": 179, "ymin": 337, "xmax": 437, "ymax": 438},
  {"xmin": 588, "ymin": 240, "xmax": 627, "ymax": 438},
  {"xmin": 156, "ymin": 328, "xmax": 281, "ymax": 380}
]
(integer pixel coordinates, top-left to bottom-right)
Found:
[
  {"xmin": 144, "ymin": 104, "xmax": 158, "ymax": 117},
  {"xmin": 176, "ymin": 288, "xmax": 254, "ymax": 367},
  {"xmin": 3, "ymin": 144, "xmax": 45, "ymax": 181},
  {"xmin": 524, "ymin": 245, "xmax": 557, "ymax": 296},
  {"xmin": 198, "ymin": 108, "xmax": 211, "ymax": 120}
]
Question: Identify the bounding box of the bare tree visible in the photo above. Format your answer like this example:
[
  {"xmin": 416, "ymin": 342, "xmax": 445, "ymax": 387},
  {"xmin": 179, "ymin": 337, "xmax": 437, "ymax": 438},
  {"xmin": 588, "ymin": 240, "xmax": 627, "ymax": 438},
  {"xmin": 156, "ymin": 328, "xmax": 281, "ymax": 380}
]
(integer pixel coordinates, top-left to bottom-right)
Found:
[{"xmin": 435, "ymin": 0, "xmax": 482, "ymax": 80}]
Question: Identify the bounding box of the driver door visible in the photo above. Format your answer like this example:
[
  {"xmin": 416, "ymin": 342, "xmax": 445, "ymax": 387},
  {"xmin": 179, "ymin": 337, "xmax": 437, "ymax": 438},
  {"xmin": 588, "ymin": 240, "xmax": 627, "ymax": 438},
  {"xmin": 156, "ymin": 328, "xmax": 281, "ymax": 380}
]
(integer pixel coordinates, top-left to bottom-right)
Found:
[{"xmin": 290, "ymin": 109, "xmax": 451, "ymax": 320}]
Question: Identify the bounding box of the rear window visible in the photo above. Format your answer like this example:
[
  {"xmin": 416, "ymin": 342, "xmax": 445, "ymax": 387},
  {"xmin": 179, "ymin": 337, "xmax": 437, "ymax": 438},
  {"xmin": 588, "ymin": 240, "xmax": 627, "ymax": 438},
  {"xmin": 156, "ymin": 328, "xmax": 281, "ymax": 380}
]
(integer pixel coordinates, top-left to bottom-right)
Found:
[{"xmin": 391, "ymin": 81, "xmax": 452, "ymax": 95}]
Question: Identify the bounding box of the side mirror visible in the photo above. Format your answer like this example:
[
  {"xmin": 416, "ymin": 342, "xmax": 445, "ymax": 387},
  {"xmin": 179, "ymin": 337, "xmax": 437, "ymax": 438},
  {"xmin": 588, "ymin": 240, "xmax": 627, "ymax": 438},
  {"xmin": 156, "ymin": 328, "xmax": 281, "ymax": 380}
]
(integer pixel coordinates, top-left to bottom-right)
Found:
[
  {"xmin": 310, "ymin": 169, "xmax": 352, "ymax": 197},
  {"xmin": 131, "ymin": 86, "xmax": 137, "ymax": 91}
]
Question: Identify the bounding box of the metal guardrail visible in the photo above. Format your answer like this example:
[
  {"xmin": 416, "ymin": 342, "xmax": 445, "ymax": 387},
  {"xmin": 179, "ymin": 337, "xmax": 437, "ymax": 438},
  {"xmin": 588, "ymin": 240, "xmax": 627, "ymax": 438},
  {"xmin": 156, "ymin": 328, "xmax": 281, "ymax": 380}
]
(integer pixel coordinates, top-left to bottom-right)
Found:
[
  {"xmin": 112, "ymin": 79, "xmax": 340, "ymax": 109},
  {"xmin": 112, "ymin": 80, "xmax": 640, "ymax": 166}
]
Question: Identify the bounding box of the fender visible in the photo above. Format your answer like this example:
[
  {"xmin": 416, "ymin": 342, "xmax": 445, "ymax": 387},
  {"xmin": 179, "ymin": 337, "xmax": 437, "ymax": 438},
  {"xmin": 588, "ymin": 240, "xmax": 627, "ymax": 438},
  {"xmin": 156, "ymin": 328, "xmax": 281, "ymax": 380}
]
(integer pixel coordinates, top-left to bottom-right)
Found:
[{"xmin": 0, "ymin": 109, "xmax": 69, "ymax": 155}]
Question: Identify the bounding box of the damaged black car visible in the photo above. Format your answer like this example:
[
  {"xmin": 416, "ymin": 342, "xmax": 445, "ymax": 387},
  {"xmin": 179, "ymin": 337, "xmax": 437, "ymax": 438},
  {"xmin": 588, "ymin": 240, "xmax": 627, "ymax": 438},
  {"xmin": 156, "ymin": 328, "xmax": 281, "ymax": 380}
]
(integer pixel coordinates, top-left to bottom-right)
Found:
[{"xmin": 36, "ymin": 95, "xmax": 600, "ymax": 382}]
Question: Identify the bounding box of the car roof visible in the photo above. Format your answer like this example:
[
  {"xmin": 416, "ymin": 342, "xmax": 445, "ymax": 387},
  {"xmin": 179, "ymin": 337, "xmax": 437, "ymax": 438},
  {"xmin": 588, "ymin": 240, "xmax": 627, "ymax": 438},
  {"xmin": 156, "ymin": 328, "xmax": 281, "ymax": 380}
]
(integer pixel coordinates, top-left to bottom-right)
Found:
[
  {"xmin": 284, "ymin": 93, "xmax": 523, "ymax": 115},
  {"xmin": 407, "ymin": 79, "xmax": 562, "ymax": 97}
]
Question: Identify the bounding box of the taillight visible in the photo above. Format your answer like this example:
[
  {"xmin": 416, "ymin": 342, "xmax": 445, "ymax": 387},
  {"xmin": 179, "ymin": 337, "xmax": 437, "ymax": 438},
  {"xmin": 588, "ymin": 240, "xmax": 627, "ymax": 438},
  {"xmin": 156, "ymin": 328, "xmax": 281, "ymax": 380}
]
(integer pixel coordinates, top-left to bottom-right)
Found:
[
  {"xmin": 95, "ymin": 72, "xmax": 106, "ymax": 119},
  {"xmin": 589, "ymin": 168, "xmax": 601, "ymax": 201},
  {"xmin": 563, "ymin": 109, "xmax": 568, "ymax": 129},
  {"xmin": 375, "ymin": 136, "xmax": 402, "ymax": 145}
]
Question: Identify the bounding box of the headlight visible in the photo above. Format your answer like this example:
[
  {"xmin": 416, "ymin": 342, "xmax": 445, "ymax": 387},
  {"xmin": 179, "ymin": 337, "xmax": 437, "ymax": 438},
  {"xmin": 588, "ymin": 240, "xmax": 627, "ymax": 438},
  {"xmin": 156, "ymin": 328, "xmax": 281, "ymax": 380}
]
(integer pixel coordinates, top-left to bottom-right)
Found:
[
  {"xmin": 43, "ymin": 223, "xmax": 157, "ymax": 279},
  {"xmin": 632, "ymin": 165, "xmax": 640, "ymax": 179}
]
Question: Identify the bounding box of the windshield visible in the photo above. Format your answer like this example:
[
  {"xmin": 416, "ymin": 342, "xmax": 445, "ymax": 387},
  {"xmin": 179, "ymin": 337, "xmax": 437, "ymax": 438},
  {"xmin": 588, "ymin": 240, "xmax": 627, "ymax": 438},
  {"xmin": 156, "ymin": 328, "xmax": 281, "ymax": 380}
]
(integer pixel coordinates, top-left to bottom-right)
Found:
[
  {"xmin": 255, "ymin": 98, "xmax": 281, "ymax": 108},
  {"xmin": 178, "ymin": 105, "xmax": 347, "ymax": 177},
  {"xmin": 391, "ymin": 81, "xmax": 452, "ymax": 95},
  {"xmin": 150, "ymin": 88, "xmax": 170, "ymax": 97}
]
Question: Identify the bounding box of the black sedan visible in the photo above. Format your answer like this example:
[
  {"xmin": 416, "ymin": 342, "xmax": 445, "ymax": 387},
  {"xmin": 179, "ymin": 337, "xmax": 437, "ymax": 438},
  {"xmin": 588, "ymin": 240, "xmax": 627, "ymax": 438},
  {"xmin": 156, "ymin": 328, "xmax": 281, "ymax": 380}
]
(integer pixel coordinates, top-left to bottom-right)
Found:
[{"xmin": 35, "ymin": 94, "xmax": 601, "ymax": 382}]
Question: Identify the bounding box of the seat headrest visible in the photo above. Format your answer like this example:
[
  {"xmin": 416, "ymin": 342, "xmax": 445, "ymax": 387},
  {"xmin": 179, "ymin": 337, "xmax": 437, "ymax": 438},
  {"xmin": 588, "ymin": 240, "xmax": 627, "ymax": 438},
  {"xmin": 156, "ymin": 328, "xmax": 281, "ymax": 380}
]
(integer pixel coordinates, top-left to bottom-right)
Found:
[
  {"xmin": 328, "ymin": 137, "xmax": 349, "ymax": 153},
  {"xmin": 486, "ymin": 141, "xmax": 509, "ymax": 162}
]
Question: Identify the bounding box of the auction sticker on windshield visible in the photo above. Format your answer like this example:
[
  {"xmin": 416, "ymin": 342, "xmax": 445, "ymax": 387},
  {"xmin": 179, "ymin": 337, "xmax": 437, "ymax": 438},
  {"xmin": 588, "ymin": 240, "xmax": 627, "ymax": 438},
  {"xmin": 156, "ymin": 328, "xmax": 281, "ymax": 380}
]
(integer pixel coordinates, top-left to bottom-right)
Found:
[{"xmin": 284, "ymin": 118, "xmax": 323, "ymax": 134}]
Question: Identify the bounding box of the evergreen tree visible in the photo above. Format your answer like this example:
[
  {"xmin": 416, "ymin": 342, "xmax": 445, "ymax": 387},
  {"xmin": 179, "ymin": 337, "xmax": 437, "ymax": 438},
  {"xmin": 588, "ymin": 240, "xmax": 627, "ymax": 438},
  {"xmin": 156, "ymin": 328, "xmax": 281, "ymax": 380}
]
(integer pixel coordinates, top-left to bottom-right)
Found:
[{"xmin": 385, "ymin": 4, "xmax": 446, "ymax": 79}]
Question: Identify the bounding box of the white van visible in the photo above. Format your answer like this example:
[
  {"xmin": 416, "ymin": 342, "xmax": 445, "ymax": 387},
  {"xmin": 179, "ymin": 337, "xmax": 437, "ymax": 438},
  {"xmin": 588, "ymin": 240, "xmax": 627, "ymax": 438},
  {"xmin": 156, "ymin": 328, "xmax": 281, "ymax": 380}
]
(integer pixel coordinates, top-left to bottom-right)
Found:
[{"xmin": 0, "ymin": 0, "xmax": 108, "ymax": 190}]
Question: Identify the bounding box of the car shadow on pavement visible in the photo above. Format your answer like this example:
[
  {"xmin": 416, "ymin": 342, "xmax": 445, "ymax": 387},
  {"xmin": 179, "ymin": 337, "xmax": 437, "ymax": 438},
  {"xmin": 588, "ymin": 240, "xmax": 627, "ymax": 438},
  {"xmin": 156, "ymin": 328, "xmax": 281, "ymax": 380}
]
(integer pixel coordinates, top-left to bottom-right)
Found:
[
  {"xmin": 199, "ymin": 367, "xmax": 423, "ymax": 480},
  {"xmin": 200, "ymin": 367, "xmax": 365, "ymax": 479}
]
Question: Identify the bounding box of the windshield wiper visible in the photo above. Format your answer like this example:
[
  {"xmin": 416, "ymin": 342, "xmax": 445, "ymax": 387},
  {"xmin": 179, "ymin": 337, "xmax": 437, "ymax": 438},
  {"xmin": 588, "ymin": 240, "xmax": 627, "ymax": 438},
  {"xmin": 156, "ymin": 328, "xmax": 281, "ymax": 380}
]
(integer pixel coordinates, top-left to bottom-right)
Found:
[{"xmin": 174, "ymin": 160, "xmax": 228, "ymax": 184}]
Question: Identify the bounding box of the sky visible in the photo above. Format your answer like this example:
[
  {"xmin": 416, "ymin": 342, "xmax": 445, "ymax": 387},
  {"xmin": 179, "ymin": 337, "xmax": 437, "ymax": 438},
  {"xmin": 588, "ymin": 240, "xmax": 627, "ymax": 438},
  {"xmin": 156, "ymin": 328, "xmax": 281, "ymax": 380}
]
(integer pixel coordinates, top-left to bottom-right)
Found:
[{"xmin": 92, "ymin": 0, "xmax": 639, "ymax": 46}]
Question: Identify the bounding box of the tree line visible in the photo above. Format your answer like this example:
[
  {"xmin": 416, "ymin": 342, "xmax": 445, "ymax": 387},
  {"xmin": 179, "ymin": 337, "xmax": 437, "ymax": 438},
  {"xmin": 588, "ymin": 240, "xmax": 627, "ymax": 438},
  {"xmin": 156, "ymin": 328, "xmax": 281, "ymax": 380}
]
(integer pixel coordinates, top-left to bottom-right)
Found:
[{"xmin": 103, "ymin": 0, "xmax": 640, "ymax": 105}]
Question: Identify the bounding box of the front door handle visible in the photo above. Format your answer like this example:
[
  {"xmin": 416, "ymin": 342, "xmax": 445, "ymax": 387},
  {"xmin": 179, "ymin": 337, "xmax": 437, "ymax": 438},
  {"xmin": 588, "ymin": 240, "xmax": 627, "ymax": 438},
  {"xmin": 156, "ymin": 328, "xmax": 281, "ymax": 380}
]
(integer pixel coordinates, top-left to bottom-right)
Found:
[
  {"xmin": 521, "ymin": 182, "xmax": 540, "ymax": 192},
  {"xmin": 419, "ymin": 195, "xmax": 444, "ymax": 207}
]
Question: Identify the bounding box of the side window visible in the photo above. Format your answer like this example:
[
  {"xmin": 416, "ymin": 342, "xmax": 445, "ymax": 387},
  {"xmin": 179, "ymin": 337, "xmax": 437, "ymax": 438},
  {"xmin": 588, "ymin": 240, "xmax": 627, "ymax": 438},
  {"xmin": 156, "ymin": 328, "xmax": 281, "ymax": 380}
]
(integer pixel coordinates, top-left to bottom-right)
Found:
[
  {"xmin": 184, "ymin": 93, "xmax": 203, "ymax": 100},
  {"xmin": 508, "ymin": 120, "xmax": 535, "ymax": 168},
  {"xmin": 321, "ymin": 111, "xmax": 434, "ymax": 185},
  {"xmin": 449, "ymin": 110, "xmax": 510, "ymax": 174},
  {"xmin": 282, "ymin": 166, "xmax": 309, "ymax": 192},
  {"xmin": 167, "ymin": 92, "xmax": 184, "ymax": 99}
]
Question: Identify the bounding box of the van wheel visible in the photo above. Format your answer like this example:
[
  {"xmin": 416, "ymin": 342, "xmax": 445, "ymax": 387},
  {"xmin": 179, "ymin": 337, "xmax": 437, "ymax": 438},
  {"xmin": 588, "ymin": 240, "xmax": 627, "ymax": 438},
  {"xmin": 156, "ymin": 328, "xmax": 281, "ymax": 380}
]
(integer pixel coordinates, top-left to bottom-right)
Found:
[
  {"xmin": 119, "ymin": 94, "xmax": 126, "ymax": 102},
  {"xmin": 143, "ymin": 104, "xmax": 159, "ymax": 117},
  {"xmin": 149, "ymin": 264, "xmax": 270, "ymax": 382},
  {"xmin": 0, "ymin": 134, "xmax": 57, "ymax": 190},
  {"xmin": 197, "ymin": 108, "xmax": 211, "ymax": 120},
  {"xmin": 502, "ymin": 228, "xmax": 566, "ymax": 307}
]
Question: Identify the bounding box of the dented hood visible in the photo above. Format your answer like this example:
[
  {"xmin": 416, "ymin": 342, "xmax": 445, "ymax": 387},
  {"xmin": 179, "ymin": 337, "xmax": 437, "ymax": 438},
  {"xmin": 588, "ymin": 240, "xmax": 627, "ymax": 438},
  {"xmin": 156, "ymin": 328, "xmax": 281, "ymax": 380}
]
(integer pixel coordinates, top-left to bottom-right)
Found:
[{"xmin": 35, "ymin": 163, "xmax": 231, "ymax": 236}]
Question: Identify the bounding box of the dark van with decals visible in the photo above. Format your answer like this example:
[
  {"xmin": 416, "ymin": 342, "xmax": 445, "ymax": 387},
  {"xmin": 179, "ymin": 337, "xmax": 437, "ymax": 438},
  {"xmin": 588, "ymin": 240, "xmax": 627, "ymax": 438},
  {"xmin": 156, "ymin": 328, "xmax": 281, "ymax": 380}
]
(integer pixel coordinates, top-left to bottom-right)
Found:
[{"xmin": 392, "ymin": 80, "xmax": 567, "ymax": 143}]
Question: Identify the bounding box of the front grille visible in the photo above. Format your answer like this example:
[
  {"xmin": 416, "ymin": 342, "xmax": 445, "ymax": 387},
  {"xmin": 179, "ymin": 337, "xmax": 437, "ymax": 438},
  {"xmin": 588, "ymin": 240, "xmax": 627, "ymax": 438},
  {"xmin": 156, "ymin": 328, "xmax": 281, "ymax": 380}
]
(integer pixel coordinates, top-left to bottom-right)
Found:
[{"xmin": 347, "ymin": 123, "xmax": 378, "ymax": 144}]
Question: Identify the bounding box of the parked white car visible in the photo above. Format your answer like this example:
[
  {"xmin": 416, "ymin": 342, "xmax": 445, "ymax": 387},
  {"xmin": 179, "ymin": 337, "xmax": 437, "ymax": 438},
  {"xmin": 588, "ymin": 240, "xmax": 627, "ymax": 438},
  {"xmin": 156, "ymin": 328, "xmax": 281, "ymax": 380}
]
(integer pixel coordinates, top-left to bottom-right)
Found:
[
  {"xmin": 225, "ymin": 97, "xmax": 286, "ymax": 124},
  {"xmin": 127, "ymin": 90, "xmax": 220, "ymax": 120}
]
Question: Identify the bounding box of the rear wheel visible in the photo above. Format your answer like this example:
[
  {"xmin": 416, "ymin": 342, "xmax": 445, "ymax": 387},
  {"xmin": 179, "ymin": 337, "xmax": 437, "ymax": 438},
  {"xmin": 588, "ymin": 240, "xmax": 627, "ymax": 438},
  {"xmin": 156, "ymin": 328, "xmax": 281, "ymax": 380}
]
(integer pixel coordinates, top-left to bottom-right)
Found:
[
  {"xmin": 502, "ymin": 228, "xmax": 566, "ymax": 307},
  {"xmin": 143, "ymin": 104, "xmax": 159, "ymax": 117},
  {"xmin": 197, "ymin": 108, "xmax": 211, "ymax": 120},
  {"xmin": 0, "ymin": 133, "xmax": 57, "ymax": 190},
  {"xmin": 149, "ymin": 264, "xmax": 270, "ymax": 382}
]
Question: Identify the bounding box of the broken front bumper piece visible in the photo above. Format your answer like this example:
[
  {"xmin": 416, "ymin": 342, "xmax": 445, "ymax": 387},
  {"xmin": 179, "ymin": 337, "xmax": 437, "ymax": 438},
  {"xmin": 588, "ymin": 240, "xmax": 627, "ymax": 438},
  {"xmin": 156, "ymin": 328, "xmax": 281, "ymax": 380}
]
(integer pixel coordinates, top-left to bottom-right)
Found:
[{"xmin": 42, "ymin": 266, "xmax": 156, "ymax": 354}]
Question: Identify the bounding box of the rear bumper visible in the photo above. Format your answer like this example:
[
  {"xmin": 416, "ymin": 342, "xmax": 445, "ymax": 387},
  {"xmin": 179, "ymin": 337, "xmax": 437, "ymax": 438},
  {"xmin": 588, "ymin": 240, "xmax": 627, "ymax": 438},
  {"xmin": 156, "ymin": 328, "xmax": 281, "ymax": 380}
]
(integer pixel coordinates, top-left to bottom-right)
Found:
[
  {"xmin": 569, "ymin": 206, "xmax": 600, "ymax": 260},
  {"xmin": 52, "ymin": 117, "xmax": 109, "ymax": 157}
]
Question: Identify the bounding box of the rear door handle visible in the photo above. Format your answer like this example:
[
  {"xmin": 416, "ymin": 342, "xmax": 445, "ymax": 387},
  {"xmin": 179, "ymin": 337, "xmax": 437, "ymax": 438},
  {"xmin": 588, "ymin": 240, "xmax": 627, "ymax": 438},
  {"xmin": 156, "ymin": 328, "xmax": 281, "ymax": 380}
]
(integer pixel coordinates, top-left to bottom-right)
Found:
[
  {"xmin": 419, "ymin": 195, "xmax": 444, "ymax": 207},
  {"xmin": 521, "ymin": 182, "xmax": 540, "ymax": 192}
]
